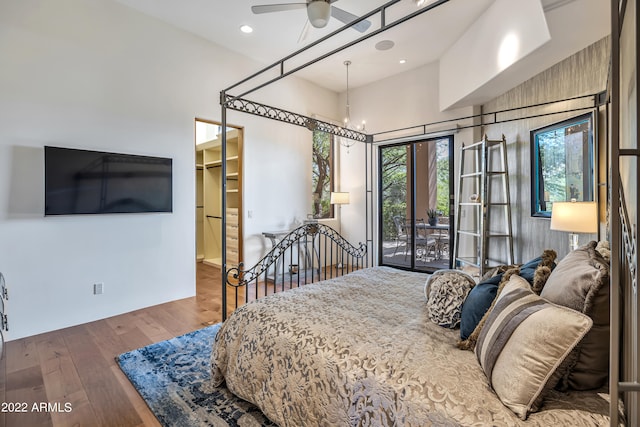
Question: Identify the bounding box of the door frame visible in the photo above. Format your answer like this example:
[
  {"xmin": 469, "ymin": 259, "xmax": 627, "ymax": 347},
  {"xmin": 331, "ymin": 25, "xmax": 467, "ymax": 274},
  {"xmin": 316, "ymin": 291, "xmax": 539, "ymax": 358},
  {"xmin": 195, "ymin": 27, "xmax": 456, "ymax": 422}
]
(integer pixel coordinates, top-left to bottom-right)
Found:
[{"xmin": 377, "ymin": 135, "xmax": 454, "ymax": 272}]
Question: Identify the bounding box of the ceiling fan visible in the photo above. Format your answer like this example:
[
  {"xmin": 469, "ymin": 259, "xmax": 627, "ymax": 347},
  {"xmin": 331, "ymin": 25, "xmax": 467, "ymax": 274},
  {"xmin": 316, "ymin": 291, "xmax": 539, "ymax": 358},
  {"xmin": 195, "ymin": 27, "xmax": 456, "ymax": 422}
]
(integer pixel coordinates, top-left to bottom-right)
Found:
[{"xmin": 251, "ymin": 0, "xmax": 372, "ymax": 38}]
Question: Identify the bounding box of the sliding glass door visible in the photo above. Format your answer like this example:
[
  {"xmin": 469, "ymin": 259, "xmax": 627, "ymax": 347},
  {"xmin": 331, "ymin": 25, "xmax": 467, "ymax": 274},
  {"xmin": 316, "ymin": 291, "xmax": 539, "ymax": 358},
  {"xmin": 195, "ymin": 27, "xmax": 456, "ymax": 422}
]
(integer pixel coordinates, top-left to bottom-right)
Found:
[{"xmin": 379, "ymin": 136, "xmax": 453, "ymax": 272}]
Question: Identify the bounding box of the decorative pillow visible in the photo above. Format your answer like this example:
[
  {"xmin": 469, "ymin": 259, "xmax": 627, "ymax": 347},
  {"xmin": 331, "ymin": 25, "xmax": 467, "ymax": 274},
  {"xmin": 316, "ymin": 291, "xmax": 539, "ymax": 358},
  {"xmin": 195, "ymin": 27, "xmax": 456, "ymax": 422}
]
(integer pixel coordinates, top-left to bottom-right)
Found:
[
  {"xmin": 459, "ymin": 250, "xmax": 557, "ymax": 340},
  {"xmin": 540, "ymin": 241, "xmax": 609, "ymax": 390},
  {"xmin": 458, "ymin": 268, "xmax": 520, "ymax": 350},
  {"xmin": 475, "ymin": 275, "xmax": 592, "ymax": 420},
  {"xmin": 518, "ymin": 249, "xmax": 557, "ymax": 293},
  {"xmin": 595, "ymin": 240, "xmax": 610, "ymax": 262},
  {"xmin": 424, "ymin": 270, "xmax": 475, "ymax": 328},
  {"xmin": 459, "ymin": 279, "xmax": 500, "ymax": 340}
]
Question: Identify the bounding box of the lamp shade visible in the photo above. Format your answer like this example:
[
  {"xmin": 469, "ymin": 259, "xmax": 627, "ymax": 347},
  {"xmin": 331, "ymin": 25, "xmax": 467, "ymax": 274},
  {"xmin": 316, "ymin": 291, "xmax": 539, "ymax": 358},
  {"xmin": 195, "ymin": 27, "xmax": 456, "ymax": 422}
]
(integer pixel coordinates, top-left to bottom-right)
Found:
[
  {"xmin": 550, "ymin": 201, "xmax": 598, "ymax": 233},
  {"xmin": 308, "ymin": 1, "xmax": 331, "ymax": 28},
  {"xmin": 330, "ymin": 192, "xmax": 350, "ymax": 205}
]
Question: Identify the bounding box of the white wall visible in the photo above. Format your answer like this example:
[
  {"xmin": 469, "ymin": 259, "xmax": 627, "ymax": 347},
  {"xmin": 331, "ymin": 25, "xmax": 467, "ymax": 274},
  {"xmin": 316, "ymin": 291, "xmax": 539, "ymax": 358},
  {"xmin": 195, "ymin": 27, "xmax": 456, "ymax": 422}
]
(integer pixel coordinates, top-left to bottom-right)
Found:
[
  {"xmin": 438, "ymin": 0, "xmax": 609, "ymax": 111},
  {"xmin": 0, "ymin": 0, "xmax": 339, "ymax": 340},
  {"xmin": 439, "ymin": 0, "xmax": 550, "ymax": 110},
  {"xmin": 236, "ymin": 82, "xmax": 342, "ymax": 265}
]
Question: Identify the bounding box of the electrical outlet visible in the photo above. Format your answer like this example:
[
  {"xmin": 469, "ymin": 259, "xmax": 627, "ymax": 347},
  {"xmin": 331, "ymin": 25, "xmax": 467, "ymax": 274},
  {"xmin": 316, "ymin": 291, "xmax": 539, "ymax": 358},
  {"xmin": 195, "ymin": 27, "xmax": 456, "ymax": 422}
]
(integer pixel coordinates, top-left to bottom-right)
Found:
[{"xmin": 93, "ymin": 283, "xmax": 104, "ymax": 295}]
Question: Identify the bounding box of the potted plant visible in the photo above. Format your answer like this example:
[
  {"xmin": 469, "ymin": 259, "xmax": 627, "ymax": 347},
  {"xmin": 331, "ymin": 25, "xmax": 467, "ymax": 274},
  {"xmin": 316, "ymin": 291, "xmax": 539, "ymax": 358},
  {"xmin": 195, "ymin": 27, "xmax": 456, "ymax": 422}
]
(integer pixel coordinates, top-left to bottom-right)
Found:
[{"xmin": 427, "ymin": 208, "xmax": 439, "ymax": 226}]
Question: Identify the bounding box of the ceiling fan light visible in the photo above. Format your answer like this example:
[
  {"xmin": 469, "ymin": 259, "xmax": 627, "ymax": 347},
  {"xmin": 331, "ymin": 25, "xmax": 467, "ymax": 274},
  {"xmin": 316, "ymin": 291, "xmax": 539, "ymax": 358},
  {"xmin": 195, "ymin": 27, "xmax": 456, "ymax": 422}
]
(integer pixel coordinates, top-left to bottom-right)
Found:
[{"xmin": 308, "ymin": 1, "xmax": 331, "ymax": 28}]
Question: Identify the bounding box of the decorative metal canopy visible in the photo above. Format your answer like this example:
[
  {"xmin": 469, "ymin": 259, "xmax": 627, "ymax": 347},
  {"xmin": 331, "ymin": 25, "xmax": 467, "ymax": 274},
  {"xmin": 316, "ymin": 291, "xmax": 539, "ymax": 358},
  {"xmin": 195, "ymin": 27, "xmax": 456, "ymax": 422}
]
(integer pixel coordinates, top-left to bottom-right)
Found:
[{"xmin": 222, "ymin": 93, "xmax": 368, "ymax": 143}]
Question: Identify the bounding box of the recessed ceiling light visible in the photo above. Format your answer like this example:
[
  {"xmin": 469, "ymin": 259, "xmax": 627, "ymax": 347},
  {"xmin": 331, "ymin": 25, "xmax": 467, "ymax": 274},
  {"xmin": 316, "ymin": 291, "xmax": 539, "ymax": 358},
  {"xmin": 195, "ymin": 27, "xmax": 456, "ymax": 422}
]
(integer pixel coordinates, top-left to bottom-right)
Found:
[
  {"xmin": 240, "ymin": 25, "xmax": 253, "ymax": 34},
  {"xmin": 375, "ymin": 40, "xmax": 395, "ymax": 51},
  {"xmin": 399, "ymin": 59, "xmax": 407, "ymax": 64}
]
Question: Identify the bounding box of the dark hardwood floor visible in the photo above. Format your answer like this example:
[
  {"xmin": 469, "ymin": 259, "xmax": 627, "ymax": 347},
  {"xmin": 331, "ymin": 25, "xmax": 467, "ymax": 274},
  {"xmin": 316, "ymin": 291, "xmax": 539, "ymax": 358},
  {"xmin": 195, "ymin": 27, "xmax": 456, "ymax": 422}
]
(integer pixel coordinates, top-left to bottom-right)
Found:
[{"xmin": 5, "ymin": 263, "xmax": 223, "ymax": 427}]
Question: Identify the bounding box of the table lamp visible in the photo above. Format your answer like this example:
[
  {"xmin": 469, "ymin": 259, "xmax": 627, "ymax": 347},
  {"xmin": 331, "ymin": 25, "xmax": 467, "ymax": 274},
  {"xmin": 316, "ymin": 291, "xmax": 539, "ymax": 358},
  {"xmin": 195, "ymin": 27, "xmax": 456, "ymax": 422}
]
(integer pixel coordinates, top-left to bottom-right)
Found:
[
  {"xmin": 330, "ymin": 192, "xmax": 350, "ymax": 205},
  {"xmin": 550, "ymin": 199, "xmax": 598, "ymax": 251}
]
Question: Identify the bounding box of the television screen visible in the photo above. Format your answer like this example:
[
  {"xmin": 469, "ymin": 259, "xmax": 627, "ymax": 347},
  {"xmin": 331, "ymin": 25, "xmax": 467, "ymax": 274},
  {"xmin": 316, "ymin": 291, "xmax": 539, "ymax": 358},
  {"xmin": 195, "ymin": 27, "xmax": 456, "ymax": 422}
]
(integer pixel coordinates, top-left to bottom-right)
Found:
[{"xmin": 45, "ymin": 146, "xmax": 172, "ymax": 215}]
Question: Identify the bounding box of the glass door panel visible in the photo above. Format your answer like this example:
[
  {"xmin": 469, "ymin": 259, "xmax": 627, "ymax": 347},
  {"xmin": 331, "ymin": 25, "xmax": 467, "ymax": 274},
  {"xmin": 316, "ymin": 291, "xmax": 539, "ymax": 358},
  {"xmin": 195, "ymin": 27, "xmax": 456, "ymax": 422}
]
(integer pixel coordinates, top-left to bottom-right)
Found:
[
  {"xmin": 380, "ymin": 137, "xmax": 452, "ymax": 272},
  {"xmin": 380, "ymin": 145, "xmax": 412, "ymax": 269}
]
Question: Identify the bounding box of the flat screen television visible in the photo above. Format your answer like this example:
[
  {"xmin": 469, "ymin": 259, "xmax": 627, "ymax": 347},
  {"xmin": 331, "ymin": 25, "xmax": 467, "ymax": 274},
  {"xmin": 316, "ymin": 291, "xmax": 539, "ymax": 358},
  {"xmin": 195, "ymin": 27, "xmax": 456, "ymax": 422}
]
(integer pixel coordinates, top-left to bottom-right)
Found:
[{"xmin": 45, "ymin": 146, "xmax": 173, "ymax": 215}]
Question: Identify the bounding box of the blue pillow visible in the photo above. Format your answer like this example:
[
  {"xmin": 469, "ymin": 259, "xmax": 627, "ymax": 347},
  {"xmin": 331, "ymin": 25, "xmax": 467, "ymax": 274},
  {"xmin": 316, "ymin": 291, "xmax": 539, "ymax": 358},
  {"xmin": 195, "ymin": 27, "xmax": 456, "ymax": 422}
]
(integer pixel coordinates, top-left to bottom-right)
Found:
[
  {"xmin": 459, "ymin": 280, "xmax": 499, "ymax": 340},
  {"xmin": 459, "ymin": 256, "xmax": 556, "ymax": 340},
  {"xmin": 519, "ymin": 256, "xmax": 543, "ymax": 283}
]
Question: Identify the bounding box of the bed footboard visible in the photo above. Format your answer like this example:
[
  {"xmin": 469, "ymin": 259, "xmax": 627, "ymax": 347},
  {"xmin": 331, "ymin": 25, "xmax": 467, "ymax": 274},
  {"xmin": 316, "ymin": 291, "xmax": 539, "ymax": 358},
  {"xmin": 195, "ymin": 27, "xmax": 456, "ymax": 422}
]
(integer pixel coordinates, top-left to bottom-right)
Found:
[{"xmin": 223, "ymin": 223, "xmax": 367, "ymax": 319}]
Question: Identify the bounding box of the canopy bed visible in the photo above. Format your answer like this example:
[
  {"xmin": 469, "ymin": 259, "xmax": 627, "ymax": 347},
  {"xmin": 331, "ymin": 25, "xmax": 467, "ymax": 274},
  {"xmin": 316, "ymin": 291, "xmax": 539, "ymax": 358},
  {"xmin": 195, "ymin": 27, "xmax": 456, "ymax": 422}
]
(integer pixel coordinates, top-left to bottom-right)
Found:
[{"xmin": 214, "ymin": 0, "xmax": 639, "ymax": 425}]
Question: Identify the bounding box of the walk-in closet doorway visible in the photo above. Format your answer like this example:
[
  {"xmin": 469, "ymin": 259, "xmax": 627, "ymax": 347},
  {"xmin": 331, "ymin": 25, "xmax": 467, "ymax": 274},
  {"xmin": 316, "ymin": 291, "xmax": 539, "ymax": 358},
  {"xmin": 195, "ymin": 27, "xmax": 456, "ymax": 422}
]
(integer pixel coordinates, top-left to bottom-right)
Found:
[{"xmin": 195, "ymin": 119, "xmax": 243, "ymax": 298}]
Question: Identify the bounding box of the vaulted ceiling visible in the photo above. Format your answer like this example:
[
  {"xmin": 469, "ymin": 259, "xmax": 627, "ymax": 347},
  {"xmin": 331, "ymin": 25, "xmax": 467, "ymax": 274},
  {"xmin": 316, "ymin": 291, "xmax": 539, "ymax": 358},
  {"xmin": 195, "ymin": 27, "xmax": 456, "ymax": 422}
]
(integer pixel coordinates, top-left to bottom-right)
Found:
[{"xmin": 113, "ymin": 0, "xmax": 610, "ymax": 107}]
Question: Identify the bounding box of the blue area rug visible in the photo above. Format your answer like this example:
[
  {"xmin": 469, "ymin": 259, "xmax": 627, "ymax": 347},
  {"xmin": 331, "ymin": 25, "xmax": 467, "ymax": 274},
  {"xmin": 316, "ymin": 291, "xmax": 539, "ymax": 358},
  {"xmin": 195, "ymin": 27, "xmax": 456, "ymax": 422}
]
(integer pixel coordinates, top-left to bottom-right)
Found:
[{"xmin": 117, "ymin": 324, "xmax": 276, "ymax": 427}]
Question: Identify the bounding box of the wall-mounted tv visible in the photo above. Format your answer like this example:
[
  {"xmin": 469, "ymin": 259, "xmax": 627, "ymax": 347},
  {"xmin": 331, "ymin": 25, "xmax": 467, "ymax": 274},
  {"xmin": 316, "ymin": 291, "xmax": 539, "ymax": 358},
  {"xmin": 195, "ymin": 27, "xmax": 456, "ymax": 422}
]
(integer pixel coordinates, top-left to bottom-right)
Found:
[{"xmin": 45, "ymin": 146, "xmax": 173, "ymax": 215}]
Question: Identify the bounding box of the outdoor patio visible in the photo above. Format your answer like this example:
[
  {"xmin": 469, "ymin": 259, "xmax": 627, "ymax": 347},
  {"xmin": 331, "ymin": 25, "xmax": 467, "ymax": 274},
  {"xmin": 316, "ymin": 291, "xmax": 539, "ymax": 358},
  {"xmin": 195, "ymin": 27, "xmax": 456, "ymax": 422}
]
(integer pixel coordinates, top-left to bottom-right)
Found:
[{"xmin": 380, "ymin": 239, "xmax": 450, "ymax": 271}]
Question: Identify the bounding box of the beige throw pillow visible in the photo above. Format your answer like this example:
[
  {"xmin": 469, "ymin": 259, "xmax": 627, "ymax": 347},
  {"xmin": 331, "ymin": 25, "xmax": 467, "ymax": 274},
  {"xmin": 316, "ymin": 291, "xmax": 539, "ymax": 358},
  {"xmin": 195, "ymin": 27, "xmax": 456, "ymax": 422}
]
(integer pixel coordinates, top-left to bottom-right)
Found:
[{"xmin": 475, "ymin": 275, "xmax": 592, "ymax": 420}]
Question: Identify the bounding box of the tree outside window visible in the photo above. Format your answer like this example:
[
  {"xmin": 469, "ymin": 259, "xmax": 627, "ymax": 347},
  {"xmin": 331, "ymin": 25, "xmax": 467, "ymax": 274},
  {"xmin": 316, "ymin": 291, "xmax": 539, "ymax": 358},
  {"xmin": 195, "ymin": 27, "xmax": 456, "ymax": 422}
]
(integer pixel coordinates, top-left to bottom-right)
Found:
[
  {"xmin": 381, "ymin": 146, "xmax": 407, "ymax": 240},
  {"xmin": 312, "ymin": 131, "xmax": 334, "ymax": 219},
  {"xmin": 435, "ymin": 139, "xmax": 450, "ymax": 215}
]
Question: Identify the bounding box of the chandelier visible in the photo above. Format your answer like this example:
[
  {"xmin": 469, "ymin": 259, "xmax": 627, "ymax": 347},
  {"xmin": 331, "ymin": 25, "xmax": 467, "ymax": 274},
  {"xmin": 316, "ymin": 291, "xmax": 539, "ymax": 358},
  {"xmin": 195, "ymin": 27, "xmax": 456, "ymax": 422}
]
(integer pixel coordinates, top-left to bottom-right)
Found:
[{"xmin": 341, "ymin": 60, "xmax": 365, "ymax": 152}]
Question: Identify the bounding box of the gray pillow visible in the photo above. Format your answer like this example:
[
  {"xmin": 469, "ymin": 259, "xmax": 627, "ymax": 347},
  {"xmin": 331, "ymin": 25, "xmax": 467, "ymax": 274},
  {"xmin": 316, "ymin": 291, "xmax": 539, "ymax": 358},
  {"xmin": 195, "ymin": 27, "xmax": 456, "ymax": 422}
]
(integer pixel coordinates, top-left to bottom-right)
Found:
[
  {"xmin": 540, "ymin": 241, "xmax": 609, "ymax": 390},
  {"xmin": 424, "ymin": 270, "xmax": 475, "ymax": 328}
]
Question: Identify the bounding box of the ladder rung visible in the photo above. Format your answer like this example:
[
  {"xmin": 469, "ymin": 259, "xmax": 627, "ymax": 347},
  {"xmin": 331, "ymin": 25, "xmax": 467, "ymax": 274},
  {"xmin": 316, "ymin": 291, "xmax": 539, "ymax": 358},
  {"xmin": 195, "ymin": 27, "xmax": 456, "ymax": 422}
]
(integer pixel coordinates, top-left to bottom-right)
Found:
[
  {"xmin": 487, "ymin": 171, "xmax": 507, "ymax": 175},
  {"xmin": 462, "ymin": 141, "xmax": 484, "ymax": 150},
  {"xmin": 459, "ymin": 202, "xmax": 481, "ymax": 206},
  {"xmin": 461, "ymin": 172, "xmax": 482, "ymax": 178},
  {"xmin": 457, "ymin": 230, "xmax": 481, "ymax": 237},
  {"xmin": 462, "ymin": 138, "xmax": 504, "ymax": 151},
  {"xmin": 456, "ymin": 257, "xmax": 481, "ymax": 267},
  {"xmin": 486, "ymin": 259, "xmax": 510, "ymax": 267},
  {"xmin": 486, "ymin": 202, "xmax": 509, "ymax": 206},
  {"xmin": 486, "ymin": 233, "xmax": 512, "ymax": 238},
  {"xmin": 485, "ymin": 139, "xmax": 504, "ymax": 147}
]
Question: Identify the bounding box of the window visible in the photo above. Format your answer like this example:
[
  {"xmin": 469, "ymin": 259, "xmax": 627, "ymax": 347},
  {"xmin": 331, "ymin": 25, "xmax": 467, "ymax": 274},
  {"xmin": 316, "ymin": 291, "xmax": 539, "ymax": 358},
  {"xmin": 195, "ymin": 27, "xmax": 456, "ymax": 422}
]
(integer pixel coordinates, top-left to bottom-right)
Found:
[
  {"xmin": 530, "ymin": 112, "xmax": 594, "ymax": 217},
  {"xmin": 312, "ymin": 131, "xmax": 334, "ymax": 218}
]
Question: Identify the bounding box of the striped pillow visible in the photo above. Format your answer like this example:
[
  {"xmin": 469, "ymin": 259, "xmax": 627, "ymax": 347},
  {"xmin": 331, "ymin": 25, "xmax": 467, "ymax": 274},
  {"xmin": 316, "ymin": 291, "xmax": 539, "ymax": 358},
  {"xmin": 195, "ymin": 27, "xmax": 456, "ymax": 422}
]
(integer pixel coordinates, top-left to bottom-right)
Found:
[{"xmin": 475, "ymin": 275, "xmax": 592, "ymax": 420}]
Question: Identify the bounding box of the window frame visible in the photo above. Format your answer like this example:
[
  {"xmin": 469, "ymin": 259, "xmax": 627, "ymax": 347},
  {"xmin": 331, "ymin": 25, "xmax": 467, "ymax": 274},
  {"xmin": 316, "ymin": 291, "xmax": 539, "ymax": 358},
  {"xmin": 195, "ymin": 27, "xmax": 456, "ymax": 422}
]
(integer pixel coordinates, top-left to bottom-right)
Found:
[
  {"xmin": 311, "ymin": 130, "xmax": 335, "ymax": 219},
  {"xmin": 530, "ymin": 112, "xmax": 595, "ymax": 218}
]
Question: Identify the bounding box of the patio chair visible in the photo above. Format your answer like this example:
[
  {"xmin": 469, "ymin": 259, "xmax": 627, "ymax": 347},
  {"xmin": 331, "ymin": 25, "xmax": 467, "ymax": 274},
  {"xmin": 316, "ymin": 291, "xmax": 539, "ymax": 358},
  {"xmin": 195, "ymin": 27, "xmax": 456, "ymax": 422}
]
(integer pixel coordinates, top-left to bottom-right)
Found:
[
  {"xmin": 392, "ymin": 215, "xmax": 410, "ymax": 257},
  {"xmin": 415, "ymin": 219, "xmax": 438, "ymax": 260}
]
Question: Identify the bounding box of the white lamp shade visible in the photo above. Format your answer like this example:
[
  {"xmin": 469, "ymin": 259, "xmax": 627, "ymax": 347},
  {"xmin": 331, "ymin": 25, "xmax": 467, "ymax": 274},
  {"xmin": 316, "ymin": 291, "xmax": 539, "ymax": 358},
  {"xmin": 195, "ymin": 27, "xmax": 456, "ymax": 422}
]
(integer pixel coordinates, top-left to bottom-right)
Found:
[
  {"xmin": 550, "ymin": 201, "xmax": 598, "ymax": 233},
  {"xmin": 308, "ymin": 1, "xmax": 331, "ymax": 28},
  {"xmin": 330, "ymin": 192, "xmax": 350, "ymax": 205}
]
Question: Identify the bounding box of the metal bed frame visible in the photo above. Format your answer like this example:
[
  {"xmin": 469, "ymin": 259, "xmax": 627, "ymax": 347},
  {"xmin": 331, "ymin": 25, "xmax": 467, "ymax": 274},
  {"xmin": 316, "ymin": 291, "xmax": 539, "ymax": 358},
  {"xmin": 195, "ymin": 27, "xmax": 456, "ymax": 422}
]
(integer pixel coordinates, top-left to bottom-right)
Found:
[
  {"xmin": 610, "ymin": 0, "xmax": 640, "ymax": 425},
  {"xmin": 217, "ymin": 1, "xmax": 638, "ymax": 424},
  {"xmin": 224, "ymin": 223, "xmax": 367, "ymax": 318}
]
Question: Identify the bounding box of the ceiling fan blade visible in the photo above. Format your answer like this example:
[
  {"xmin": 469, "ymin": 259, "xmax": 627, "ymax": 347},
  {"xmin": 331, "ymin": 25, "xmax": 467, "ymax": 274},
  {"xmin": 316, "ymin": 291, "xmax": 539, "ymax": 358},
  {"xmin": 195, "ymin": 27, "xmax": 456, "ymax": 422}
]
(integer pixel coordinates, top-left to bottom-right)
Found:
[
  {"xmin": 331, "ymin": 6, "xmax": 372, "ymax": 33},
  {"xmin": 297, "ymin": 19, "xmax": 311, "ymax": 44},
  {"xmin": 251, "ymin": 3, "xmax": 307, "ymax": 14}
]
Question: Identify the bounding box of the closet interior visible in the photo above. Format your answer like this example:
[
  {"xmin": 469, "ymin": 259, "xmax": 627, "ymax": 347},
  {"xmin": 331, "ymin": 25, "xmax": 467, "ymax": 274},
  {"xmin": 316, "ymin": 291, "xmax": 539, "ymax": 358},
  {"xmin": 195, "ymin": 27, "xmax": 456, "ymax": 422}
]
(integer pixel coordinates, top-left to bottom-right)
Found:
[{"xmin": 195, "ymin": 119, "xmax": 242, "ymax": 269}]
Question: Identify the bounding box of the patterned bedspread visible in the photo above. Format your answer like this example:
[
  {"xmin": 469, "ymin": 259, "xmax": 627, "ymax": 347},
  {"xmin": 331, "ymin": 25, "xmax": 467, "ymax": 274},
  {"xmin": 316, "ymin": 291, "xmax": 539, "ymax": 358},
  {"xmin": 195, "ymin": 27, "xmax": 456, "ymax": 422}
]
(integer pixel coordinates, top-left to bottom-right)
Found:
[{"xmin": 211, "ymin": 266, "xmax": 614, "ymax": 426}]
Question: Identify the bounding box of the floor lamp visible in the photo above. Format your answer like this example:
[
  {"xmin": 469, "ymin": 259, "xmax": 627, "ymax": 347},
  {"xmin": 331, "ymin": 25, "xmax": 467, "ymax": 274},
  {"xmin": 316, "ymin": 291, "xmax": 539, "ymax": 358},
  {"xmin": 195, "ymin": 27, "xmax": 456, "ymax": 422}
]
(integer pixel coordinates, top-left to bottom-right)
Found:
[{"xmin": 330, "ymin": 192, "xmax": 350, "ymax": 268}]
